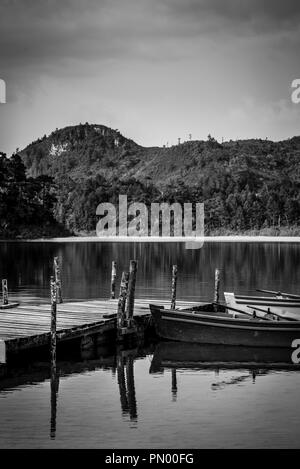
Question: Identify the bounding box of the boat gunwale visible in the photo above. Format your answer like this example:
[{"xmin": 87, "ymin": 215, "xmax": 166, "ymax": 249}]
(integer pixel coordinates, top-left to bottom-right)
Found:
[{"xmin": 160, "ymin": 314, "xmax": 300, "ymax": 332}]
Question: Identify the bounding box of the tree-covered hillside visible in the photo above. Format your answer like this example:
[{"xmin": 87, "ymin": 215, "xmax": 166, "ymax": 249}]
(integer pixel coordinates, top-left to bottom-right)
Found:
[
  {"xmin": 18, "ymin": 124, "xmax": 300, "ymax": 235},
  {"xmin": 0, "ymin": 152, "xmax": 69, "ymax": 238}
]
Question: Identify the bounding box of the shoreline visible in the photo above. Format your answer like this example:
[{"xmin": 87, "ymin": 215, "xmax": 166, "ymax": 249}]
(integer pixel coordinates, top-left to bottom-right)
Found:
[{"xmin": 1, "ymin": 235, "xmax": 300, "ymax": 243}]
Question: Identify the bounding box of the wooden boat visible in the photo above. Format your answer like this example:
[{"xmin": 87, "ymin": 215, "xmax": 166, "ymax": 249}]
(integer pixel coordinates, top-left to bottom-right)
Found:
[
  {"xmin": 149, "ymin": 304, "xmax": 300, "ymax": 348},
  {"xmin": 150, "ymin": 341, "xmax": 300, "ymax": 372},
  {"xmin": 224, "ymin": 291, "xmax": 300, "ymax": 320}
]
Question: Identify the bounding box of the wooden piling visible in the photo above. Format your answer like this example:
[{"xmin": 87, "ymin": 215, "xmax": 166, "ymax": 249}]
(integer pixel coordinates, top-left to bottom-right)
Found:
[
  {"xmin": 171, "ymin": 265, "xmax": 178, "ymax": 310},
  {"xmin": 110, "ymin": 261, "xmax": 117, "ymax": 299},
  {"xmin": 53, "ymin": 257, "xmax": 63, "ymax": 304},
  {"xmin": 2, "ymin": 279, "xmax": 8, "ymax": 305},
  {"xmin": 126, "ymin": 260, "xmax": 137, "ymax": 328},
  {"xmin": 214, "ymin": 268, "xmax": 220, "ymax": 311},
  {"xmin": 50, "ymin": 276, "xmax": 57, "ymax": 367},
  {"xmin": 117, "ymin": 271, "xmax": 129, "ymax": 331}
]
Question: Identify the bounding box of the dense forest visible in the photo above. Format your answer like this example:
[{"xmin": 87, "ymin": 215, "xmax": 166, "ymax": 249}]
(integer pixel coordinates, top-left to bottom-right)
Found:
[
  {"xmin": 0, "ymin": 152, "xmax": 69, "ymax": 238},
  {"xmin": 1, "ymin": 123, "xmax": 300, "ymax": 238}
]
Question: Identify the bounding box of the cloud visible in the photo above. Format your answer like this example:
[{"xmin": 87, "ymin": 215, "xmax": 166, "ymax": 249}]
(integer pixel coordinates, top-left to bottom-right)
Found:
[
  {"xmin": 163, "ymin": 0, "xmax": 300, "ymax": 34},
  {"xmin": 1, "ymin": 0, "xmax": 300, "ymax": 78},
  {"xmin": 0, "ymin": 0, "xmax": 299, "ymax": 155}
]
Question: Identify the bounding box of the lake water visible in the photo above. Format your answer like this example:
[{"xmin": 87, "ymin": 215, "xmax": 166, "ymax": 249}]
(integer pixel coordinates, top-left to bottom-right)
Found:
[{"xmin": 1, "ymin": 241, "xmax": 300, "ymax": 448}]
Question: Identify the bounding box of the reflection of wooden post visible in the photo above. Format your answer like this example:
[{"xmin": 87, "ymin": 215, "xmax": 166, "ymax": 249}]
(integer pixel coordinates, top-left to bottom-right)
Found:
[
  {"xmin": 50, "ymin": 364, "xmax": 59, "ymax": 439},
  {"xmin": 117, "ymin": 354, "xmax": 129, "ymax": 413},
  {"xmin": 171, "ymin": 265, "xmax": 177, "ymax": 310},
  {"xmin": 171, "ymin": 369, "xmax": 177, "ymax": 402},
  {"xmin": 2, "ymin": 279, "xmax": 8, "ymax": 305},
  {"xmin": 50, "ymin": 275, "xmax": 58, "ymax": 439},
  {"xmin": 117, "ymin": 272, "xmax": 129, "ymax": 332},
  {"xmin": 50, "ymin": 276, "xmax": 57, "ymax": 368},
  {"xmin": 214, "ymin": 268, "xmax": 220, "ymax": 311},
  {"xmin": 110, "ymin": 261, "xmax": 117, "ymax": 299},
  {"xmin": 54, "ymin": 257, "xmax": 63, "ymax": 304},
  {"xmin": 126, "ymin": 260, "xmax": 137, "ymax": 328},
  {"xmin": 126, "ymin": 354, "xmax": 137, "ymax": 421}
]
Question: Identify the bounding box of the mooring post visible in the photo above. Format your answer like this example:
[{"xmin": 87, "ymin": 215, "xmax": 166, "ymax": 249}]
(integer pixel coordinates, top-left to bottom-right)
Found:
[
  {"xmin": 53, "ymin": 257, "xmax": 63, "ymax": 304},
  {"xmin": 171, "ymin": 265, "xmax": 178, "ymax": 310},
  {"xmin": 50, "ymin": 276, "xmax": 57, "ymax": 368},
  {"xmin": 110, "ymin": 261, "xmax": 117, "ymax": 299},
  {"xmin": 126, "ymin": 260, "xmax": 137, "ymax": 329},
  {"xmin": 214, "ymin": 268, "xmax": 220, "ymax": 311},
  {"xmin": 117, "ymin": 271, "xmax": 129, "ymax": 332},
  {"xmin": 2, "ymin": 279, "xmax": 8, "ymax": 305}
]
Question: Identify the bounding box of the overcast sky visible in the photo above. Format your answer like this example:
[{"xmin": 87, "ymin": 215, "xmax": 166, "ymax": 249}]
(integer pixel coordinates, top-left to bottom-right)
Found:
[{"xmin": 0, "ymin": 0, "xmax": 299, "ymax": 155}]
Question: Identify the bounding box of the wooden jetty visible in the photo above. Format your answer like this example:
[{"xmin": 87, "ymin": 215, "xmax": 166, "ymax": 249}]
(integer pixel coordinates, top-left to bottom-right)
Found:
[
  {"xmin": 0, "ymin": 258, "xmax": 211, "ymax": 366},
  {"xmin": 0, "ymin": 298, "xmax": 200, "ymax": 364}
]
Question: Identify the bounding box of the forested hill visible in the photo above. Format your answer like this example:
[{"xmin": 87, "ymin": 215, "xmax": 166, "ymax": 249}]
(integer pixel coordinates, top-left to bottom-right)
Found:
[
  {"xmin": 0, "ymin": 152, "xmax": 70, "ymax": 239},
  {"xmin": 19, "ymin": 123, "xmax": 300, "ymax": 234}
]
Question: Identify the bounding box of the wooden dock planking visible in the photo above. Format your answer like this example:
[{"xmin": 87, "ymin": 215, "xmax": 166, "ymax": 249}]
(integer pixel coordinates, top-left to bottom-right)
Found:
[{"xmin": 0, "ymin": 298, "xmax": 201, "ymax": 361}]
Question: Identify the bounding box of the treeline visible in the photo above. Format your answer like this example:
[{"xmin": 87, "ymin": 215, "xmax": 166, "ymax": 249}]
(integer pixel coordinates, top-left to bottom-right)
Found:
[
  {"xmin": 0, "ymin": 153, "xmax": 69, "ymax": 238},
  {"xmin": 54, "ymin": 169, "xmax": 300, "ymax": 235}
]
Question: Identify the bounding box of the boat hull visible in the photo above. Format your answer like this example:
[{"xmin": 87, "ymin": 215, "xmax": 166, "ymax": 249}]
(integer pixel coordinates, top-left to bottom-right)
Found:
[{"xmin": 150, "ymin": 305, "xmax": 300, "ymax": 348}]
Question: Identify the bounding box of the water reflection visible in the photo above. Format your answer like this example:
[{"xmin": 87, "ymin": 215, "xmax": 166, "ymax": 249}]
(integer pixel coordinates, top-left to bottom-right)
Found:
[
  {"xmin": 150, "ymin": 341, "xmax": 300, "ymax": 374},
  {"xmin": 50, "ymin": 364, "xmax": 59, "ymax": 439},
  {"xmin": 171, "ymin": 369, "xmax": 177, "ymax": 402},
  {"xmin": 1, "ymin": 242, "xmax": 300, "ymax": 303},
  {"xmin": 117, "ymin": 350, "xmax": 138, "ymax": 421},
  {"xmin": 1, "ymin": 335, "xmax": 300, "ymax": 444}
]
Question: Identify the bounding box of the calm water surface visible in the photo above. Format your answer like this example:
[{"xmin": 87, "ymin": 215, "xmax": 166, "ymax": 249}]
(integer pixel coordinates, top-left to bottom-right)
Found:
[{"xmin": 1, "ymin": 241, "xmax": 300, "ymax": 448}]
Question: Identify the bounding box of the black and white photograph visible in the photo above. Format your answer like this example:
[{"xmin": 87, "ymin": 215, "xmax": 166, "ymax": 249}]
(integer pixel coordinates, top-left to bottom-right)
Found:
[{"xmin": 1, "ymin": 0, "xmax": 300, "ymax": 454}]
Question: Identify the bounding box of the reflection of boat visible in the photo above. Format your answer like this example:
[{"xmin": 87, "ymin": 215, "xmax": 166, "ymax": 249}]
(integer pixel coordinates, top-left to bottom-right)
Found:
[
  {"xmin": 149, "ymin": 304, "xmax": 300, "ymax": 348},
  {"xmin": 224, "ymin": 292, "xmax": 300, "ymax": 320},
  {"xmin": 150, "ymin": 341, "xmax": 300, "ymax": 373}
]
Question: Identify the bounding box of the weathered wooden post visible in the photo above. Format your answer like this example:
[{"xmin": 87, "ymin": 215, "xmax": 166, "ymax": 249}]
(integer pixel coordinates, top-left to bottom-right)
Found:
[
  {"xmin": 171, "ymin": 265, "xmax": 178, "ymax": 310},
  {"xmin": 110, "ymin": 261, "xmax": 117, "ymax": 299},
  {"xmin": 125, "ymin": 260, "xmax": 138, "ymax": 329},
  {"xmin": 2, "ymin": 279, "xmax": 8, "ymax": 305},
  {"xmin": 214, "ymin": 268, "xmax": 220, "ymax": 311},
  {"xmin": 50, "ymin": 276, "xmax": 57, "ymax": 368},
  {"xmin": 53, "ymin": 257, "xmax": 63, "ymax": 304},
  {"xmin": 117, "ymin": 271, "xmax": 129, "ymax": 333}
]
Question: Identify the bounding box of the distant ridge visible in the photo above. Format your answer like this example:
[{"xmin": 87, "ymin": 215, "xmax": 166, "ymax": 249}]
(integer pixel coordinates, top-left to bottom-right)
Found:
[{"xmin": 18, "ymin": 124, "xmax": 300, "ymax": 234}]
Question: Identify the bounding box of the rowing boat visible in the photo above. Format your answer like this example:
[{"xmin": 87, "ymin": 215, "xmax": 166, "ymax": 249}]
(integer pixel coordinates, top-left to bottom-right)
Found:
[
  {"xmin": 224, "ymin": 292, "xmax": 300, "ymax": 320},
  {"xmin": 149, "ymin": 304, "xmax": 300, "ymax": 348}
]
